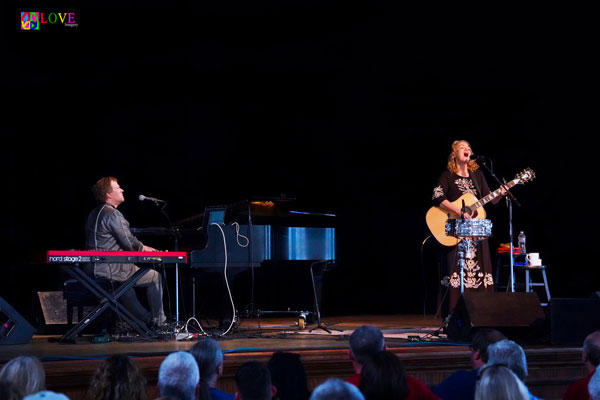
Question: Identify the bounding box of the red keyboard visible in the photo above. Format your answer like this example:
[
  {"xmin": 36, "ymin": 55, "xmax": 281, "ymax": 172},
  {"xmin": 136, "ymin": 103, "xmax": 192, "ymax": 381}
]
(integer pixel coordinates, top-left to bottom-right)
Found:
[{"xmin": 46, "ymin": 250, "xmax": 187, "ymax": 264}]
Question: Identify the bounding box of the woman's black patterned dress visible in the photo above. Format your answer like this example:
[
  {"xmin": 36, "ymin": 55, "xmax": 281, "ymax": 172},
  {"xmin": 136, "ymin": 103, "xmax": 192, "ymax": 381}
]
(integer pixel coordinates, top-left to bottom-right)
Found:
[{"xmin": 432, "ymin": 169, "xmax": 495, "ymax": 312}]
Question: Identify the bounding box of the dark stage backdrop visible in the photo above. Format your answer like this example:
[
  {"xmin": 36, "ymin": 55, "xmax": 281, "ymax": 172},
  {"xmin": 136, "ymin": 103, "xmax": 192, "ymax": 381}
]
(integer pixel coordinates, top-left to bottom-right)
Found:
[{"xmin": 2, "ymin": 3, "xmax": 598, "ymax": 324}]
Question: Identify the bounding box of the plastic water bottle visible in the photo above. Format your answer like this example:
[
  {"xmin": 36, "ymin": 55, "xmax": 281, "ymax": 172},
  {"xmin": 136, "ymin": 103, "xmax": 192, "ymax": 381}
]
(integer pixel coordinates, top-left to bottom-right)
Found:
[{"xmin": 518, "ymin": 231, "xmax": 526, "ymax": 254}]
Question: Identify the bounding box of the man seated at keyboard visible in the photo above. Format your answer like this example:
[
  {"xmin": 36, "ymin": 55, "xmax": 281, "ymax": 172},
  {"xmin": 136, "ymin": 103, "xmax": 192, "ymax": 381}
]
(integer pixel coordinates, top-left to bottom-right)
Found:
[{"xmin": 85, "ymin": 176, "xmax": 166, "ymax": 328}]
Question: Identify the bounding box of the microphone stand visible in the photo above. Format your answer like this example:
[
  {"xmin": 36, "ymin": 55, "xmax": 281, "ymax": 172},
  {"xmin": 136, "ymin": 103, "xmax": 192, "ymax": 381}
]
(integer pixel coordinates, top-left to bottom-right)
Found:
[
  {"xmin": 153, "ymin": 201, "xmax": 183, "ymax": 324},
  {"xmin": 476, "ymin": 158, "xmax": 520, "ymax": 293}
]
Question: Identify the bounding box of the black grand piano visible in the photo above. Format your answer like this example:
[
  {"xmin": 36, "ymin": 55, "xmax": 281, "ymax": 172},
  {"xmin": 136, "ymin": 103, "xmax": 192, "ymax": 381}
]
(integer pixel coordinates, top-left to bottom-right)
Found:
[{"xmin": 190, "ymin": 198, "xmax": 336, "ymax": 325}]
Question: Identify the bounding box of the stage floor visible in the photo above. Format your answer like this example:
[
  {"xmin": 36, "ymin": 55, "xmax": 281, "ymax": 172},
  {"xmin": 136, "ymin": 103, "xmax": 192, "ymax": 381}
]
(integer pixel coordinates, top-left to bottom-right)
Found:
[{"xmin": 1, "ymin": 314, "xmax": 452, "ymax": 361}]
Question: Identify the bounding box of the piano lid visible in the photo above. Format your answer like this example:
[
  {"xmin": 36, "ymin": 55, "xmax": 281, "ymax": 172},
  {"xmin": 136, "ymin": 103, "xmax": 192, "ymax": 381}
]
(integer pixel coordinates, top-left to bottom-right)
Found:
[
  {"xmin": 175, "ymin": 197, "xmax": 336, "ymax": 229},
  {"xmin": 226, "ymin": 198, "xmax": 336, "ymax": 227}
]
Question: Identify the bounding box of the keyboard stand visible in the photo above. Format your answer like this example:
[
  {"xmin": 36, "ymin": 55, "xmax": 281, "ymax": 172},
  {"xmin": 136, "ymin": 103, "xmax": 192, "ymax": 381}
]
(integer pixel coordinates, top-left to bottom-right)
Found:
[{"xmin": 58, "ymin": 264, "xmax": 157, "ymax": 343}]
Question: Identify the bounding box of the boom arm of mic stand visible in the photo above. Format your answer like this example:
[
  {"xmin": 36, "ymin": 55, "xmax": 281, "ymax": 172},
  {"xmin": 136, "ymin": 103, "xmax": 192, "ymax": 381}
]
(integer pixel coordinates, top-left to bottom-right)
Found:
[
  {"xmin": 503, "ymin": 179, "xmax": 521, "ymax": 207},
  {"xmin": 478, "ymin": 159, "xmax": 521, "ymax": 207}
]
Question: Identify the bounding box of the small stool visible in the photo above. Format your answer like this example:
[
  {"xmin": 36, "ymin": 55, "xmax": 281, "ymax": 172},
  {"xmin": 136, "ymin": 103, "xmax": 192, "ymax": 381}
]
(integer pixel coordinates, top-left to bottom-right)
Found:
[
  {"xmin": 516, "ymin": 265, "xmax": 551, "ymax": 306},
  {"xmin": 63, "ymin": 278, "xmax": 113, "ymax": 328}
]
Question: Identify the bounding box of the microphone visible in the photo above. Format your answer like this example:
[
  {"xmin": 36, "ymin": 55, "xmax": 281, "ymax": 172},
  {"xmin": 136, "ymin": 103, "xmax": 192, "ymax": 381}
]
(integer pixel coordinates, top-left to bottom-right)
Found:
[
  {"xmin": 138, "ymin": 194, "xmax": 166, "ymax": 203},
  {"xmin": 469, "ymin": 154, "xmax": 486, "ymax": 161}
]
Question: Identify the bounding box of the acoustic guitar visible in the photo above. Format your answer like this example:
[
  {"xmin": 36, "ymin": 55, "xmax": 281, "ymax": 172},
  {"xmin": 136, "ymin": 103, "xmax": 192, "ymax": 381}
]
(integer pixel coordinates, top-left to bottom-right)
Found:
[{"xmin": 426, "ymin": 168, "xmax": 535, "ymax": 246}]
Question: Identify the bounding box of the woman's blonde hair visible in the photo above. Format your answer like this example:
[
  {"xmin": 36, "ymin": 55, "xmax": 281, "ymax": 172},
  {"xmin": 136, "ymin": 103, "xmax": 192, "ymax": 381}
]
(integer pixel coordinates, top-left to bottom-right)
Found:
[
  {"xmin": 475, "ymin": 365, "xmax": 529, "ymax": 400},
  {"xmin": 447, "ymin": 140, "xmax": 479, "ymax": 174}
]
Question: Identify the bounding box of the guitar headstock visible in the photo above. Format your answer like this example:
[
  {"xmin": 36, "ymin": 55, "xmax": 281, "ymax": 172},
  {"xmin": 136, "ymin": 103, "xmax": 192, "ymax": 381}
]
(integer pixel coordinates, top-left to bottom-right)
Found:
[{"xmin": 514, "ymin": 168, "xmax": 535, "ymax": 184}]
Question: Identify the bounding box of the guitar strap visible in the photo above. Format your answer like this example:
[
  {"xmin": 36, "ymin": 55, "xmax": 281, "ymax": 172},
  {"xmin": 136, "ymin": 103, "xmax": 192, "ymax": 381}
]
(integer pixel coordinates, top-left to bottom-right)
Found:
[{"xmin": 469, "ymin": 171, "xmax": 483, "ymax": 198}]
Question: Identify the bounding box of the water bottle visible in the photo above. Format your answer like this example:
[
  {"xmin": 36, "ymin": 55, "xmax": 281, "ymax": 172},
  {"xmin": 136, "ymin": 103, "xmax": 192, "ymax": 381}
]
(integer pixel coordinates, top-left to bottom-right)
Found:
[{"xmin": 518, "ymin": 231, "xmax": 526, "ymax": 254}]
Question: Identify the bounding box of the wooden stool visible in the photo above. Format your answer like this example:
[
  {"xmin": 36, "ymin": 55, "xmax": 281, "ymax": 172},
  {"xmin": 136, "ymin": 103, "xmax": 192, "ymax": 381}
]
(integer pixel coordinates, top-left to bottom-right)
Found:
[{"xmin": 515, "ymin": 265, "xmax": 551, "ymax": 306}]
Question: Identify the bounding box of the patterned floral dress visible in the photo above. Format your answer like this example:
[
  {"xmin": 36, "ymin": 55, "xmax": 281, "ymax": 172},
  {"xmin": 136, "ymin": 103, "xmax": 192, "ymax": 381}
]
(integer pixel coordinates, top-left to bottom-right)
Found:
[{"xmin": 432, "ymin": 169, "xmax": 495, "ymax": 311}]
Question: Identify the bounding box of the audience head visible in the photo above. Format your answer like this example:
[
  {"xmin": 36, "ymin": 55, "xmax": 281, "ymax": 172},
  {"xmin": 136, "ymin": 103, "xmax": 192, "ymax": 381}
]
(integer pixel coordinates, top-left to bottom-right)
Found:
[
  {"xmin": 190, "ymin": 338, "xmax": 224, "ymax": 386},
  {"xmin": 486, "ymin": 339, "xmax": 528, "ymax": 381},
  {"xmin": 470, "ymin": 329, "xmax": 507, "ymax": 369},
  {"xmin": 0, "ymin": 355, "xmax": 46, "ymax": 396},
  {"xmin": 267, "ymin": 352, "xmax": 310, "ymax": 400},
  {"xmin": 310, "ymin": 378, "xmax": 364, "ymax": 400},
  {"xmin": 348, "ymin": 325, "xmax": 385, "ymax": 369},
  {"xmin": 159, "ymin": 351, "xmax": 200, "ymax": 400},
  {"xmin": 87, "ymin": 354, "xmax": 147, "ymax": 400},
  {"xmin": 359, "ymin": 350, "xmax": 409, "ymax": 400},
  {"xmin": 0, "ymin": 380, "xmax": 22, "ymax": 400},
  {"xmin": 190, "ymin": 338, "xmax": 225, "ymax": 400},
  {"xmin": 583, "ymin": 331, "xmax": 600, "ymax": 371},
  {"xmin": 589, "ymin": 367, "xmax": 600, "ymax": 400},
  {"xmin": 235, "ymin": 361, "xmax": 275, "ymax": 400},
  {"xmin": 475, "ymin": 364, "xmax": 529, "ymax": 400}
]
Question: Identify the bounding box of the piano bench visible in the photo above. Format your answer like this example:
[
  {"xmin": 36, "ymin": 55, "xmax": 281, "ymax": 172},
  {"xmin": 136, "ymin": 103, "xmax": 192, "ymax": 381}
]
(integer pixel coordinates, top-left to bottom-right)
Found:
[{"xmin": 62, "ymin": 278, "xmax": 114, "ymax": 328}]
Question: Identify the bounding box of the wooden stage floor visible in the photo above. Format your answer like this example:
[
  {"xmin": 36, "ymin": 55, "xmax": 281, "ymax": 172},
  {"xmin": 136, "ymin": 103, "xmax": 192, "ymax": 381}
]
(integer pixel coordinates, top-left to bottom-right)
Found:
[
  {"xmin": 0, "ymin": 314, "xmax": 587, "ymax": 400},
  {"xmin": 1, "ymin": 314, "xmax": 450, "ymax": 360}
]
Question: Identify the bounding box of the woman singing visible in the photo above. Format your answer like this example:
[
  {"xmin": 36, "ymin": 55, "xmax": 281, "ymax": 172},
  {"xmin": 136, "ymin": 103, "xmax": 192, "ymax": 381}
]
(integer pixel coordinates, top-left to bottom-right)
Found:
[{"xmin": 432, "ymin": 140, "xmax": 503, "ymax": 312}]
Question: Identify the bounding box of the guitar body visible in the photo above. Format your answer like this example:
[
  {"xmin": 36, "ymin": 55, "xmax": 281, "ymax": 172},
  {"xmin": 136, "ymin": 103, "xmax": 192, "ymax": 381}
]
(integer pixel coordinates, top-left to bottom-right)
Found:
[{"xmin": 425, "ymin": 193, "xmax": 487, "ymax": 246}]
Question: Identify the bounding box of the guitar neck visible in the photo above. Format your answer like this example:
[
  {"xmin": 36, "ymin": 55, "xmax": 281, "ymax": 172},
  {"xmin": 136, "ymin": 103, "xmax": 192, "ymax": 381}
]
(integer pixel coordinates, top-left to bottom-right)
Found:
[{"xmin": 469, "ymin": 180, "xmax": 517, "ymax": 212}]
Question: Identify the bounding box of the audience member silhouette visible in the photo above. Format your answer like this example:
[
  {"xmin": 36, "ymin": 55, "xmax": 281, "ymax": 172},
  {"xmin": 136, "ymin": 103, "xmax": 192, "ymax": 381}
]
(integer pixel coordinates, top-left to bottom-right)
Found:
[
  {"xmin": 234, "ymin": 361, "xmax": 276, "ymax": 400},
  {"xmin": 87, "ymin": 354, "xmax": 147, "ymax": 400},
  {"xmin": 344, "ymin": 326, "xmax": 438, "ymax": 399},
  {"xmin": 189, "ymin": 338, "xmax": 233, "ymax": 400},
  {"xmin": 309, "ymin": 378, "xmax": 364, "ymax": 400},
  {"xmin": 433, "ymin": 329, "xmax": 506, "ymax": 400},
  {"xmin": 158, "ymin": 351, "xmax": 200, "ymax": 400},
  {"xmin": 345, "ymin": 325, "xmax": 386, "ymax": 386},
  {"xmin": 486, "ymin": 339, "xmax": 541, "ymax": 400},
  {"xmin": 564, "ymin": 330, "xmax": 600, "ymax": 400},
  {"xmin": 0, "ymin": 355, "xmax": 46, "ymax": 397},
  {"xmin": 359, "ymin": 350, "xmax": 409, "ymax": 400},
  {"xmin": 474, "ymin": 364, "xmax": 529, "ymax": 400},
  {"xmin": 359, "ymin": 350, "xmax": 439, "ymax": 400},
  {"xmin": 267, "ymin": 352, "xmax": 310, "ymax": 400}
]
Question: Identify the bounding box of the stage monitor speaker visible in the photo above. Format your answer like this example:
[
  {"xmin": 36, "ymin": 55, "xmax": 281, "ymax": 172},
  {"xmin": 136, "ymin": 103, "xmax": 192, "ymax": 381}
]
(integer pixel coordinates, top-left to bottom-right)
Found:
[
  {"xmin": 0, "ymin": 296, "xmax": 36, "ymax": 345},
  {"xmin": 447, "ymin": 292, "xmax": 545, "ymax": 342},
  {"xmin": 549, "ymin": 298, "xmax": 600, "ymax": 345}
]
